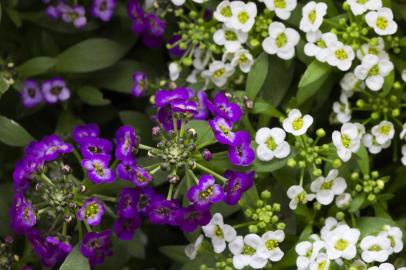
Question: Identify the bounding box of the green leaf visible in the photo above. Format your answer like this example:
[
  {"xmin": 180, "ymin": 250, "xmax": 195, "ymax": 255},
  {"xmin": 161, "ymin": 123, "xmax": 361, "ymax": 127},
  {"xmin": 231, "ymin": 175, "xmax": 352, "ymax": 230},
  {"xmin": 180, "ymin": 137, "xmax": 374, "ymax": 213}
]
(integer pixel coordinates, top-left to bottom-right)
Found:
[
  {"xmin": 358, "ymin": 217, "xmax": 395, "ymax": 237},
  {"xmin": 159, "ymin": 245, "xmax": 189, "ymax": 263},
  {"xmin": 253, "ymin": 150, "xmax": 297, "ymax": 173},
  {"xmin": 59, "ymin": 245, "xmax": 90, "ymax": 270},
  {"xmin": 252, "ymin": 99, "xmax": 284, "ymax": 118},
  {"xmin": 55, "ymin": 38, "xmax": 130, "ymax": 73},
  {"xmin": 186, "ymin": 120, "xmax": 216, "ymax": 149},
  {"xmin": 356, "ymin": 146, "xmax": 369, "ymax": 175},
  {"xmin": 381, "ymin": 70, "xmax": 394, "ymax": 96},
  {"xmin": 241, "ymin": 184, "xmax": 259, "ymax": 209},
  {"xmin": 246, "ymin": 52, "xmax": 269, "ymax": 100},
  {"xmin": 126, "ymin": 231, "xmax": 146, "ymax": 259},
  {"xmin": 119, "ymin": 111, "xmax": 154, "ymax": 145},
  {"xmin": 0, "ymin": 115, "xmax": 34, "ymax": 147},
  {"xmin": 17, "ymin": 57, "xmax": 57, "ymax": 77},
  {"xmin": 349, "ymin": 194, "xmax": 366, "ymax": 213},
  {"xmin": 0, "ymin": 75, "xmax": 10, "ymax": 96},
  {"xmin": 77, "ymin": 86, "xmax": 111, "ymax": 106},
  {"xmin": 297, "ymin": 60, "xmax": 332, "ymax": 104}
]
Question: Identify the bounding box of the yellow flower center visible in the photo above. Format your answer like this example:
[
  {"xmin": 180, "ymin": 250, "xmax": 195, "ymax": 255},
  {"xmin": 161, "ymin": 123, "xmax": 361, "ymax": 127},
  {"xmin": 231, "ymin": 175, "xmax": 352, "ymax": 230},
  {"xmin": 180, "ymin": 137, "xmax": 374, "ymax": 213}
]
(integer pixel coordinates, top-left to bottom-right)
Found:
[
  {"xmin": 292, "ymin": 118, "xmax": 304, "ymax": 130},
  {"xmin": 242, "ymin": 245, "xmax": 256, "ymax": 255},
  {"xmin": 274, "ymin": 0, "xmax": 286, "ymax": 9},
  {"xmin": 238, "ymin": 11, "xmax": 249, "ymax": 24},
  {"xmin": 368, "ymin": 244, "xmax": 382, "ymax": 251},
  {"xmin": 220, "ymin": 6, "xmax": 232, "ymax": 17},
  {"xmin": 379, "ymin": 124, "xmax": 391, "ymax": 135},
  {"xmin": 214, "ymin": 225, "xmax": 224, "ymax": 239},
  {"xmin": 266, "ymin": 239, "xmax": 279, "ymax": 250},
  {"xmin": 368, "ymin": 65, "xmax": 380, "ymax": 76},
  {"xmin": 266, "ymin": 136, "xmax": 278, "ymax": 151},
  {"xmin": 334, "ymin": 239, "xmax": 349, "ymax": 251},
  {"xmin": 213, "ymin": 68, "xmax": 225, "ymax": 78},
  {"xmin": 335, "ymin": 49, "xmax": 348, "ymax": 60},
  {"xmin": 376, "ymin": 16, "xmax": 388, "ymax": 30},
  {"xmin": 341, "ymin": 134, "xmax": 352, "ymax": 148},
  {"xmin": 225, "ymin": 30, "xmax": 237, "ymax": 41},
  {"xmin": 321, "ymin": 181, "xmax": 333, "ymax": 190},
  {"xmin": 308, "ymin": 10, "xmax": 317, "ymax": 24},
  {"xmin": 276, "ymin": 33, "xmax": 288, "ymax": 48},
  {"xmin": 85, "ymin": 203, "xmax": 99, "ymax": 218}
]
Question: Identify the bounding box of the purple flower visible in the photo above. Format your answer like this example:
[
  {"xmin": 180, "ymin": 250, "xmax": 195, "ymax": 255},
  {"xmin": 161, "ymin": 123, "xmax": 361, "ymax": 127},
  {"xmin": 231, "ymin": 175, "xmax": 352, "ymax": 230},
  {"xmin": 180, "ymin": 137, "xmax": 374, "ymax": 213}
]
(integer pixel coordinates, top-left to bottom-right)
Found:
[
  {"xmin": 72, "ymin": 124, "xmax": 100, "ymax": 145},
  {"xmin": 80, "ymin": 230, "xmax": 113, "ymax": 266},
  {"xmin": 10, "ymin": 193, "xmax": 36, "ymax": 234},
  {"xmin": 60, "ymin": 4, "xmax": 87, "ymax": 28},
  {"xmin": 155, "ymin": 88, "xmax": 194, "ymax": 108},
  {"xmin": 82, "ymin": 158, "xmax": 115, "ymax": 184},
  {"xmin": 42, "ymin": 135, "xmax": 73, "ymax": 161},
  {"xmin": 209, "ymin": 117, "xmax": 237, "ymax": 145},
  {"xmin": 140, "ymin": 13, "xmax": 166, "ymax": 48},
  {"xmin": 228, "ymin": 131, "xmax": 255, "ymax": 166},
  {"xmin": 187, "ymin": 175, "xmax": 224, "ymax": 210},
  {"xmin": 157, "ymin": 105, "xmax": 177, "ymax": 130},
  {"xmin": 175, "ymin": 205, "xmax": 211, "ymax": 233},
  {"xmin": 116, "ymin": 160, "xmax": 152, "ymax": 187},
  {"xmin": 114, "ymin": 216, "xmax": 141, "ymax": 240},
  {"xmin": 128, "ymin": 0, "xmax": 145, "ymax": 33},
  {"xmin": 77, "ymin": 198, "xmax": 105, "ymax": 226},
  {"xmin": 90, "ymin": 0, "xmax": 117, "ymax": 22},
  {"xmin": 223, "ymin": 170, "xmax": 255, "ymax": 205},
  {"xmin": 171, "ymin": 100, "xmax": 198, "ymax": 114},
  {"xmin": 21, "ymin": 80, "xmax": 43, "ymax": 108},
  {"xmin": 194, "ymin": 91, "xmax": 209, "ymax": 120},
  {"xmin": 206, "ymin": 92, "xmax": 243, "ymax": 123},
  {"xmin": 115, "ymin": 125, "xmax": 138, "ymax": 161},
  {"xmin": 167, "ymin": 35, "xmax": 186, "ymax": 57},
  {"xmin": 13, "ymin": 157, "xmax": 43, "ymax": 190},
  {"xmin": 79, "ymin": 137, "xmax": 112, "ymax": 160},
  {"xmin": 132, "ymin": 72, "xmax": 148, "ymax": 97},
  {"xmin": 147, "ymin": 199, "xmax": 180, "ymax": 225},
  {"xmin": 41, "ymin": 78, "xmax": 70, "ymax": 104},
  {"xmin": 136, "ymin": 187, "xmax": 163, "ymax": 215},
  {"xmin": 28, "ymin": 230, "xmax": 72, "ymax": 268},
  {"xmin": 46, "ymin": 5, "xmax": 61, "ymax": 19},
  {"xmin": 117, "ymin": 188, "xmax": 139, "ymax": 218}
]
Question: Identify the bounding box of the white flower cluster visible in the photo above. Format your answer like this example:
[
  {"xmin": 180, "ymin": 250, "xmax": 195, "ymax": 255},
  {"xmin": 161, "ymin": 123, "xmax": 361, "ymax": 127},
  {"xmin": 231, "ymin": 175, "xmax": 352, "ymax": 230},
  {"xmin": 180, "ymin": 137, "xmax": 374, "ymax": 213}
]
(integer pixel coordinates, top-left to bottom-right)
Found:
[
  {"xmin": 332, "ymin": 122, "xmax": 365, "ymax": 162},
  {"xmin": 295, "ymin": 217, "xmax": 404, "ymax": 269},
  {"xmin": 255, "ymin": 109, "xmax": 313, "ymax": 162},
  {"xmin": 184, "ymin": 213, "xmax": 286, "ymax": 269}
]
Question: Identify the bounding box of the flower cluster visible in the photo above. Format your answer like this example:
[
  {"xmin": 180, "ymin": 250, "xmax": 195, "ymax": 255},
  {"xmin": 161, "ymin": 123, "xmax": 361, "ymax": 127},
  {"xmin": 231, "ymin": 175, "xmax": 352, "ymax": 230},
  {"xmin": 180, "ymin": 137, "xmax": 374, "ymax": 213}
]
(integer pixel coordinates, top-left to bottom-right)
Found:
[{"xmin": 20, "ymin": 78, "xmax": 71, "ymax": 108}]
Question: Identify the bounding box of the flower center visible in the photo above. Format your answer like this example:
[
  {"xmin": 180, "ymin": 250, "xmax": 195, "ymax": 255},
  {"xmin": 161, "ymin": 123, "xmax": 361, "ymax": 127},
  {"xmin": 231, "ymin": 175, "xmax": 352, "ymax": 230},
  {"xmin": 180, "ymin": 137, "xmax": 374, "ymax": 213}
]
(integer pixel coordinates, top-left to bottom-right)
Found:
[
  {"xmin": 220, "ymin": 6, "xmax": 232, "ymax": 17},
  {"xmin": 335, "ymin": 49, "xmax": 348, "ymax": 60},
  {"xmin": 316, "ymin": 39, "xmax": 327, "ymax": 48},
  {"xmin": 237, "ymin": 11, "xmax": 249, "ymax": 24},
  {"xmin": 27, "ymin": 88, "xmax": 37, "ymax": 98},
  {"xmin": 225, "ymin": 30, "xmax": 237, "ymax": 41},
  {"xmin": 214, "ymin": 225, "xmax": 224, "ymax": 239},
  {"xmin": 50, "ymin": 86, "xmax": 63, "ymax": 96},
  {"xmin": 85, "ymin": 203, "xmax": 100, "ymax": 218},
  {"xmin": 266, "ymin": 239, "xmax": 279, "ymax": 250},
  {"xmin": 341, "ymin": 134, "xmax": 352, "ymax": 148},
  {"xmin": 276, "ymin": 33, "xmax": 288, "ymax": 48},
  {"xmin": 334, "ymin": 239, "xmax": 349, "ymax": 251},
  {"xmin": 200, "ymin": 185, "xmax": 214, "ymax": 200},
  {"xmin": 379, "ymin": 124, "xmax": 391, "ymax": 135},
  {"xmin": 239, "ymin": 54, "xmax": 249, "ymax": 64},
  {"xmin": 368, "ymin": 244, "xmax": 382, "ymax": 251},
  {"xmin": 376, "ymin": 16, "xmax": 388, "ymax": 30},
  {"xmin": 296, "ymin": 192, "xmax": 307, "ymax": 203},
  {"xmin": 218, "ymin": 124, "xmax": 231, "ymax": 136},
  {"xmin": 292, "ymin": 118, "xmax": 304, "ymax": 130},
  {"xmin": 308, "ymin": 10, "xmax": 317, "ymax": 24},
  {"xmin": 317, "ymin": 260, "xmax": 327, "ymax": 270},
  {"xmin": 321, "ymin": 180, "xmax": 333, "ymax": 190},
  {"xmin": 274, "ymin": 0, "xmax": 287, "ymax": 9},
  {"xmin": 368, "ymin": 47, "xmax": 378, "ymax": 55},
  {"xmin": 242, "ymin": 245, "xmax": 256, "ymax": 255},
  {"xmin": 213, "ymin": 68, "xmax": 225, "ymax": 78},
  {"xmin": 266, "ymin": 136, "xmax": 278, "ymax": 151},
  {"xmin": 368, "ymin": 65, "xmax": 380, "ymax": 76}
]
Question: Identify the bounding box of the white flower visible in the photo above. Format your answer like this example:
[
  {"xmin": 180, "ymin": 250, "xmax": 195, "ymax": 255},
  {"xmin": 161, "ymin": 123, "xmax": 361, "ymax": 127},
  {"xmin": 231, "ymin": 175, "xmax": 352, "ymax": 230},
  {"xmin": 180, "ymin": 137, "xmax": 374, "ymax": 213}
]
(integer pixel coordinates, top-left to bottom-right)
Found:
[
  {"xmin": 262, "ymin": 22, "xmax": 300, "ymax": 60},
  {"xmin": 354, "ymin": 54, "xmax": 394, "ymax": 91},
  {"xmin": 332, "ymin": 122, "xmax": 363, "ymax": 162},
  {"xmin": 309, "ymin": 253, "xmax": 330, "ymax": 270},
  {"xmin": 400, "ymin": 123, "xmax": 406, "ymax": 140},
  {"xmin": 335, "ymin": 193, "xmax": 352, "ymax": 208},
  {"xmin": 379, "ymin": 225, "xmax": 403, "ymax": 254},
  {"xmin": 202, "ymin": 213, "xmax": 237, "ymax": 253},
  {"xmin": 371, "ymin": 120, "xmax": 395, "ymax": 145},
  {"xmin": 295, "ymin": 240, "xmax": 324, "ymax": 269},
  {"xmin": 360, "ymin": 235, "xmax": 391, "ymax": 263},
  {"xmin": 185, "ymin": 235, "xmax": 204, "ymax": 260},
  {"xmin": 327, "ymin": 42, "xmax": 355, "ymax": 71},
  {"xmin": 368, "ymin": 263, "xmax": 397, "ymax": 270},
  {"xmin": 310, "ymin": 169, "xmax": 347, "ymax": 205},
  {"xmin": 261, "ymin": 230, "xmax": 285, "ymax": 262},
  {"xmin": 325, "ymin": 224, "xmax": 360, "ymax": 260},
  {"xmin": 283, "ymin": 109, "xmax": 313, "ymax": 136},
  {"xmin": 333, "ymin": 95, "xmax": 352, "ymax": 123},
  {"xmin": 202, "ymin": 61, "xmax": 235, "ymax": 87},
  {"xmin": 299, "ymin": 2, "xmax": 328, "ymax": 33},
  {"xmin": 363, "ymin": 133, "xmax": 391, "ymax": 154},
  {"xmin": 357, "ymin": 38, "xmax": 389, "ymax": 60},
  {"xmin": 229, "ymin": 234, "xmax": 269, "ymax": 269},
  {"xmin": 186, "ymin": 69, "xmax": 200, "ymax": 84},
  {"xmin": 262, "ymin": 0, "xmax": 297, "ymax": 20},
  {"xmin": 365, "ymin": 8, "xmax": 397, "ymax": 36},
  {"xmin": 213, "ymin": 26, "xmax": 248, "ymax": 53},
  {"xmin": 402, "ymin": 69, "xmax": 406, "ymax": 82},
  {"xmin": 304, "ymin": 31, "xmax": 338, "ymax": 63},
  {"xmin": 226, "ymin": 1, "xmax": 257, "ymax": 32},
  {"xmin": 321, "ymin": 217, "xmax": 343, "ymax": 240},
  {"xmin": 231, "ymin": 49, "xmax": 254, "ymax": 73},
  {"xmin": 287, "ymin": 185, "xmax": 315, "ymax": 210},
  {"xmin": 255, "ymin": 127, "xmax": 290, "ymax": 161},
  {"xmin": 214, "ymin": 1, "xmax": 234, "ymax": 23},
  {"xmin": 340, "ymin": 72, "xmax": 363, "ymax": 97},
  {"xmin": 169, "ymin": 62, "xmax": 180, "ymax": 81},
  {"xmin": 171, "ymin": 0, "xmax": 207, "ymax": 5},
  {"xmin": 346, "ymin": 0, "xmax": 382, "ymax": 15},
  {"xmin": 402, "ymin": 145, "xmax": 406, "ymax": 166},
  {"xmin": 193, "ymin": 48, "xmax": 211, "ymax": 70}
]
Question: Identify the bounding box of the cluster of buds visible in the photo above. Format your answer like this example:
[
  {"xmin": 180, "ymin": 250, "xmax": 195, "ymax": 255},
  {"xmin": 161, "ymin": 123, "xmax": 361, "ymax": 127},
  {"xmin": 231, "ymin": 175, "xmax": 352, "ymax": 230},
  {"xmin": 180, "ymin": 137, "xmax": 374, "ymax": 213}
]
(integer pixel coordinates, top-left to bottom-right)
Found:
[
  {"xmin": 0, "ymin": 237, "xmax": 19, "ymax": 270},
  {"xmin": 351, "ymin": 171, "xmax": 389, "ymax": 202}
]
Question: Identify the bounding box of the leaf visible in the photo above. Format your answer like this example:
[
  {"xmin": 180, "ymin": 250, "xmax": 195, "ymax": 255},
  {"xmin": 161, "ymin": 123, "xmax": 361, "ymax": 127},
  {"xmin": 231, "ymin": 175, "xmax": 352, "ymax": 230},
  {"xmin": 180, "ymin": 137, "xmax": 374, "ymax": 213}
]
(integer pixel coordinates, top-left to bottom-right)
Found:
[
  {"xmin": 297, "ymin": 60, "xmax": 332, "ymax": 104},
  {"xmin": 0, "ymin": 115, "xmax": 34, "ymax": 147},
  {"xmin": 357, "ymin": 217, "xmax": 395, "ymax": 237},
  {"xmin": 381, "ymin": 69, "xmax": 394, "ymax": 96},
  {"xmin": 241, "ymin": 184, "xmax": 259, "ymax": 209},
  {"xmin": 55, "ymin": 110, "xmax": 82, "ymax": 136},
  {"xmin": 246, "ymin": 52, "xmax": 269, "ymax": 100},
  {"xmin": 17, "ymin": 57, "xmax": 57, "ymax": 77},
  {"xmin": 252, "ymin": 99, "xmax": 284, "ymax": 118},
  {"xmin": 126, "ymin": 231, "xmax": 146, "ymax": 259},
  {"xmin": 356, "ymin": 146, "xmax": 369, "ymax": 175},
  {"xmin": 159, "ymin": 245, "xmax": 189, "ymax": 263},
  {"xmin": 349, "ymin": 194, "xmax": 366, "ymax": 213},
  {"xmin": 77, "ymin": 86, "xmax": 111, "ymax": 106},
  {"xmin": 59, "ymin": 245, "xmax": 90, "ymax": 270},
  {"xmin": 0, "ymin": 76, "xmax": 10, "ymax": 96},
  {"xmin": 119, "ymin": 111, "xmax": 154, "ymax": 145},
  {"xmin": 186, "ymin": 120, "xmax": 216, "ymax": 149},
  {"xmin": 253, "ymin": 150, "xmax": 297, "ymax": 173},
  {"xmin": 55, "ymin": 38, "xmax": 131, "ymax": 73}
]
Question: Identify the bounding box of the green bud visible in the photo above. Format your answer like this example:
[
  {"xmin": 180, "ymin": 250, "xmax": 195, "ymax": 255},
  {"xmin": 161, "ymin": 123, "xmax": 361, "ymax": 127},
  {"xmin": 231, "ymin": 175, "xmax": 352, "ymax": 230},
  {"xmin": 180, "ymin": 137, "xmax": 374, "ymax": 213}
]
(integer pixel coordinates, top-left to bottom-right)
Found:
[
  {"xmin": 371, "ymin": 112, "xmax": 380, "ymax": 119},
  {"xmin": 258, "ymin": 221, "xmax": 266, "ymax": 229},
  {"xmin": 356, "ymin": 99, "xmax": 365, "ymax": 108},
  {"xmin": 261, "ymin": 190, "xmax": 272, "ymax": 200},
  {"xmin": 272, "ymin": 203, "xmax": 281, "ymax": 212},
  {"xmin": 256, "ymin": 200, "xmax": 264, "ymax": 207},
  {"xmin": 342, "ymin": 2, "xmax": 350, "ymax": 10},
  {"xmin": 245, "ymin": 209, "xmax": 253, "ymax": 217},
  {"xmin": 393, "ymin": 81, "xmax": 402, "ymax": 90},
  {"xmin": 376, "ymin": 180, "xmax": 385, "ymax": 189},
  {"xmin": 315, "ymin": 158, "xmax": 322, "ymax": 165},
  {"xmin": 313, "ymin": 168, "xmax": 322, "ymax": 176},
  {"xmin": 355, "ymin": 184, "xmax": 363, "ymax": 192},
  {"xmin": 249, "ymin": 225, "xmax": 258, "ymax": 233},
  {"xmin": 287, "ymin": 159, "xmax": 297, "ymax": 167},
  {"xmin": 336, "ymin": 211, "xmax": 345, "ymax": 220},
  {"xmin": 339, "ymin": 18, "xmax": 347, "ymax": 25},
  {"xmin": 360, "ymin": 28, "xmax": 368, "ymax": 35},
  {"xmin": 369, "ymin": 37, "xmax": 379, "ymax": 46},
  {"xmin": 314, "ymin": 202, "xmax": 321, "ymax": 211},
  {"xmin": 299, "ymin": 161, "xmax": 306, "ymax": 168},
  {"xmin": 371, "ymin": 171, "xmax": 379, "ymax": 178},
  {"xmin": 316, "ymin": 128, "xmax": 326, "ymax": 137},
  {"xmin": 367, "ymin": 194, "xmax": 376, "ymax": 202},
  {"xmin": 333, "ymin": 159, "xmax": 342, "ymax": 168},
  {"xmin": 182, "ymin": 57, "xmax": 193, "ymax": 66},
  {"xmin": 351, "ymin": 172, "xmax": 360, "ymax": 180}
]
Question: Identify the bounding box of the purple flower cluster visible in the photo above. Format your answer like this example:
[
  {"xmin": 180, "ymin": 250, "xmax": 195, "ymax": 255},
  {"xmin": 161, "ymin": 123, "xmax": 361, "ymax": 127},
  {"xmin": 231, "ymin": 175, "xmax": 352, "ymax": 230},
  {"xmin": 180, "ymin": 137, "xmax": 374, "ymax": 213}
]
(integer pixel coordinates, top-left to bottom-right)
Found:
[
  {"xmin": 127, "ymin": 0, "xmax": 166, "ymax": 48},
  {"xmin": 73, "ymin": 124, "xmax": 116, "ymax": 184},
  {"xmin": 132, "ymin": 71, "xmax": 148, "ymax": 97},
  {"xmin": 45, "ymin": 0, "xmax": 117, "ymax": 27},
  {"xmin": 80, "ymin": 230, "xmax": 113, "ymax": 266},
  {"xmin": 21, "ymin": 78, "xmax": 71, "ymax": 108}
]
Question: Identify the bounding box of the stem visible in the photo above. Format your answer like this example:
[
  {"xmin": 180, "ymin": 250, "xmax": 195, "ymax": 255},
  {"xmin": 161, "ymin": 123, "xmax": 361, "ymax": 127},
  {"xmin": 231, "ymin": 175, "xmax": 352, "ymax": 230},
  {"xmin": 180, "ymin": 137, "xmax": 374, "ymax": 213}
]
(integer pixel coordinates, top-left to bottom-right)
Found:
[
  {"xmin": 188, "ymin": 169, "xmax": 200, "ymax": 184},
  {"xmin": 149, "ymin": 165, "xmax": 161, "ymax": 175},
  {"xmin": 195, "ymin": 163, "xmax": 228, "ymax": 183},
  {"xmin": 77, "ymin": 220, "xmax": 83, "ymax": 240},
  {"xmin": 233, "ymin": 221, "xmax": 255, "ymax": 229},
  {"xmin": 138, "ymin": 144, "xmax": 154, "ymax": 151},
  {"xmin": 167, "ymin": 183, "xmax": 175, "ymax": 200},
  {"xmin": 62, "ymin": 222, "xmax": 68, "ymax": 236},
  {"xmin": 39, "ymin": 173, "xmax": 55, "ymax": 186},
  {"xmin": 93, "ymin": 194, "xmax": 117, "ymax": 203},
  {"xmin": 299, "ymin": 168, "xmax": 305, "ymax": 186},
  {"xmin": 84, "ymin": 222, "xmax": 92, "ymax": 233}
]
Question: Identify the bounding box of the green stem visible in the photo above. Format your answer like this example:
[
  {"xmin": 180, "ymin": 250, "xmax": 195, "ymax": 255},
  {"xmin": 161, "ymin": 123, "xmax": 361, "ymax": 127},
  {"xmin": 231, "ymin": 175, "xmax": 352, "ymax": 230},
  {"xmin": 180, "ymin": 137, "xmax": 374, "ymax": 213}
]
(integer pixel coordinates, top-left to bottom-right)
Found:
[
  {"xmin": 167, "ymin": 183, "xmax": 175, "ymax": 200},
  {"xmin": 233, "ymin": 221, "xmax": 255, "ymax": 229},
  {"xmin": 93, "ymin": 194, "xmax": 117, "ymax": 203},
  {"xmin": 188, "ymin": 169, "xmax": 200, "ymax": 184},
  {"xmin": 138, "ymin": 144, "xmax": 154, "ymax": 151},
  {"xmin": 149, "ymin": 165, "xmax": 161, "ymax": 175},
  {"xmin": 195, "ymin": 163, "xmax": 228, "ymax": 183},
  {"xmin": 39, "ymin": 173, "xmax": 55, "ymax": 186}
]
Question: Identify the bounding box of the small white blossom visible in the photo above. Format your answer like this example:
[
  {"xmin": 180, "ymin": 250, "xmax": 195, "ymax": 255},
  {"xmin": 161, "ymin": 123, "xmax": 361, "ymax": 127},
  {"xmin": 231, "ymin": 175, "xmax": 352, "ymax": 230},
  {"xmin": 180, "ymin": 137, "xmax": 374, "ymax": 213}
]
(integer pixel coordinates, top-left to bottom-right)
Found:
[
  {"xmin": 171, "ymin": 0, "xmax": 208, "ymax": 5},
  {"xmin": 185, "ymin": 235, "xmax": 204, "ymax": 260},
  {"xmin": 357, "ymin": 38, "xmax": 389, "ymax": 60},
  {"xmin": 202, "ymin": 61, "xmax": 235, "ymax": 87},
  {"xmin": 295, "ymin": 239, "xmax": 324, "ymax": 270},
  {"xmin": 335, "ymin": 193, "xmax": 352, "ymax": 208},
  {"xmin": 169, "ymin": 62, "xmax": 180, "ymax": 81},
  {"xmin": 226, "ymin": 1, "xmax": 257, "ymax": 32},
  {"xmin": 261, "ymin": 230, "xmax": 285, "ymax": 262},
  {"xmin": 282, "ymin": 109, "xmax": 313, "ymax": 136},
  {"xmin": 402, "ymin": 69, "xmax": 406, "ymax": 82},
  {"xmin": 325, "ymin": 224, "xmax": 360, "ymax": 260},
  {"xmin": 332, "ymin": 122, "xmax": 363, "ymax": 162},
  {"xmin": 333, "ymin": 95, "xmax": 352, "ymax": 123},
  {"xmin": 287, "ymin": 185, "xmax": 315, "ymax": 210},
  {"xmin": 213, "ymin": 26, "xmax": 248, "ymax": 53},
  {"xmin": 202, "ymin": 213, "xmax": 237, "ymax": 253},
  {"xmin": 399, "ymin": 123, "xmax": 406, "ymax": 140},
  {"xmin": 309, "ymin": 253, "xmax": 330, "ymax": 270},
  {"xmin": 299, "ymin": 1, "xmax": 328, "ymax": 33},
  {"xmin": 229, "ymin": 234, "xmax": 269, "ymax": 269},
  {"xmin": 304, "ymin": 31, "xmax": 338, "ymax": 63},
  {"xmin": 402, "ymin": 145, "xmax": 406, "ymax": 166},
  {"xmin": 262, "ymin": 0, "xmax": 297, "ymax": 20},
  {"xmin": 214, "ymin": 1, "xmax": 234, "ymax": 23},
  {"xmin": 346, "ymin": 0, "xmax": 382, "ymax": 15},
  {"xmin": 340, "ymin": 72, "xmax": 363, "ymax": 97},
  {"xmin": 354, "ymin": 54, "xmax": 394, "ymax": 91},
  {"xmin": 365, "ymin": 8, "xmax": 398, "ymax": 36},
  {"xmin": 379, "ymin": 225, "xmax": 403, "ymax": 254},
  {"xmin": 255, "ymin": 127, "xmax": 290, "ymax": 161},
  {"xmin": 231, "ymin": 49, "xmax": 254, "ymax": 73},
  {"xmin": 368, "ymin": 263, "xmax": 399, "ymax": 270},
  {"xmin": 371, "ymin": 120, "xmax": 395, "ymax": 145},
  {"xmin": 310, "ymin": 169, "xmax": 347, "ymax": 205},
  {"xmin": 321, "ymin": 217, "xmax": 344, "ymax": 241},
  {"xmin": 262, "ymin": 22, "xmax": 300, "ymax": 60},
  {"xmin": 363, "ymin": 133, "xmax": 391, "ymax": 154},
  {"xmin": 193, "ymin": 48, "xmax": 211, "ymax": 70},
  {"xmin": 327, "ymin": 42, "xmax": 355, "ymax": 71},
  {"xmin": 360, "ymin": 235, "xmax": 391, "ymax": 263}
]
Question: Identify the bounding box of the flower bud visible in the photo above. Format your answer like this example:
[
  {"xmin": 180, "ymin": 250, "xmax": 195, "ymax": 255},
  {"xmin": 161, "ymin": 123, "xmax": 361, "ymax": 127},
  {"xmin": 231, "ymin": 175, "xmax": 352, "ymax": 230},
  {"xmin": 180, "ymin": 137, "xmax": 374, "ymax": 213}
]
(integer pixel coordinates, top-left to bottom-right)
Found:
[
  {"xmin": 201, "ymin": 149, "xmax": 212, "ymax": 161},
  {"xmin": 316, "ymin": 128, "xmax": 326, "ymax": 137},
  {"xmin": 260, "ymin": 190, "xmax": 271, "ymax": 200}
]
